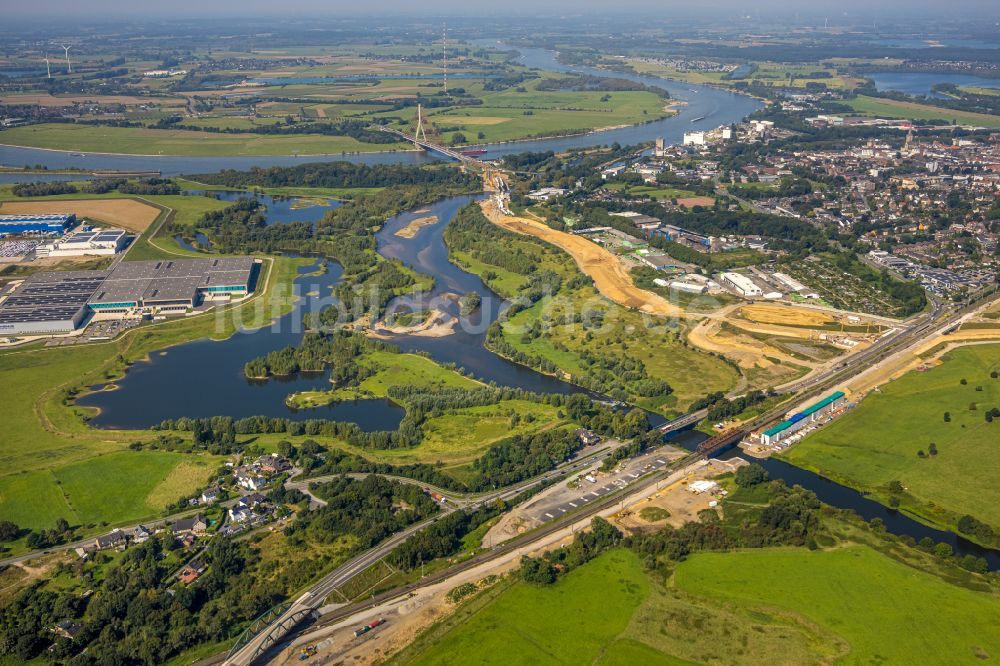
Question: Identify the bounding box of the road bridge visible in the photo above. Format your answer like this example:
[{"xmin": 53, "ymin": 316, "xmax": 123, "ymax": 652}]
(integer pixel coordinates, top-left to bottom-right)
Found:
[{"xmin": 377, "ymin": 126, "xmax": 482, "ymax": 164}]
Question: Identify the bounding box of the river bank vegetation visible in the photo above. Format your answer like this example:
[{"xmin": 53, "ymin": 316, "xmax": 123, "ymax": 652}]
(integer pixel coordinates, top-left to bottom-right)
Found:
[{"xmin": 444, "ymin": 204, "xmax": 738, "ymax": 413}]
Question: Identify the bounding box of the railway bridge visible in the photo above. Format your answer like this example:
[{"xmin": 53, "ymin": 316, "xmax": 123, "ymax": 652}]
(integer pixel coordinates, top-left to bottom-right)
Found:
[{"xmin": 695, "ymin": 428, "xmax": 748, "ymax": 457}]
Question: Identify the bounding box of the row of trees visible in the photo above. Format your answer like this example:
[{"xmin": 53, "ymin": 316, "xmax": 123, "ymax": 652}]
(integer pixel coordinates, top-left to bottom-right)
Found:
[{"xmin": 190, "ymin": 161, "xmax": 478, "ymax": 191}]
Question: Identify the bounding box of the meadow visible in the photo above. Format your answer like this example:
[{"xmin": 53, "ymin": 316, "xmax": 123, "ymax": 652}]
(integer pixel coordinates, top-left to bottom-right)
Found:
[
  {"xmin": 674, "ymin": 546, "xmax": 1000, "ymax": 664},
  {"xmin": 784, "ymin": 344, "xmax": 1000, "ymax": 533},
  {"xmin": 395, "ymin": 543, "xmax": 1000, "ymax": 665},
  {"xmin": 0, "ymin": 123, "xmax": 409, "ymax": 156},
  {"xmin": 846, "ymin": 95, "xmax": 1000, "ymax": 128},
  {"xmin": 288, "ymin": 351, "xmax": 571, "ymax": 469}
]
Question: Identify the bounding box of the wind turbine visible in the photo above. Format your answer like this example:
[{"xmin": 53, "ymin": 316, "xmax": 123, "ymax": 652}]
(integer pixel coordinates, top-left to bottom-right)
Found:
[
  {"xmin": 59, "ymin": 44, "xmax": 72, "ymax": 73},
  {"xmin": 43, "ymin": 54, "xmax": 51, "ymax": 79}
]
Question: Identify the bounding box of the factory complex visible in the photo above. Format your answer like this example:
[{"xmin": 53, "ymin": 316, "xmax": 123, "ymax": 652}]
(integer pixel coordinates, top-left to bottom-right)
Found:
[
  {"xmin": 760, "ymin": 391, "xmax": 848, "ymax": 446},
  {"xmin": 35, "ymin": 228, "xmax": 131, "ymax": 258},
  {"xmin": 0, "ymin": 257, "xmax": 259, "ymax": 336},
  {"xmin": 0, "ymin": 213, "xmax": 77, "ymax": 236}
]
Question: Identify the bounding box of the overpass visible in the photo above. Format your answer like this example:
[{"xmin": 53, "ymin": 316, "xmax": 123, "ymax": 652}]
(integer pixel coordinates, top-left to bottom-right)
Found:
[{"xmin": 378, "ymin": 126, "xmax": 483, "ymax": 165}]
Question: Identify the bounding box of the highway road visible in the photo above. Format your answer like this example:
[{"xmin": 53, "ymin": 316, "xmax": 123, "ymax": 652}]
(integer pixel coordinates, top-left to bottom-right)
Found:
[
  {"xmin": 221, "ymin": 442, "xmax": 621, "ymax": 665},
  {"xmin": 228, "ymin": 290, "xmax": 1000, "ymax": 665}
]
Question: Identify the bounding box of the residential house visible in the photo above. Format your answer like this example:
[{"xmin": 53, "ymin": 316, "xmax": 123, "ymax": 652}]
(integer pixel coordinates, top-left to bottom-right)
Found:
[
  {"xmin": 178, "ymin": 559, "xmax": 207, "ymax": 585},
  {"xmin": 130, "ymin": 525, "xmax": 152, "ymax": 544},
  {"xmin": 50, "ymin": 620, "xmax": 84, "ymax": 640},
  {"xmin": 93, "ymin": 529, "xmax": 126, "ymax": 551},
  {"xmin": 199, "ymin": 487, "xmax": 220, "ymax": 505},
  {"xmin": 172, "ymin": 515, "xmax": 207, "ymax": 536}
]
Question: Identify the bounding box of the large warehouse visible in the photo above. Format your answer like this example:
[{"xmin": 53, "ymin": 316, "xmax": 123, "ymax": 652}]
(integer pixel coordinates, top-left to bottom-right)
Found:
[
  {"xmin": 0, "ymin": 214, "xmax": 77, "ymax": 236},
  {"xmin": 89, "ymin": 257, "xmax": 258, "ymax": 313},
  {"xmin": 0, "ymin": 270, "xmax": 106, "ymax": 335},
  {"xmin": 0, "ymin": 257, "xmax": 258, "ymax": 335},
  {"xmin": 761, "ymin": 391, "xmax": 847, "ymax": 446}
]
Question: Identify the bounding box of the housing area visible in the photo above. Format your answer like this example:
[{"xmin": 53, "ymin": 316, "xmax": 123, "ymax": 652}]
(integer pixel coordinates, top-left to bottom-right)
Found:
[{"xmin": 0, "ymin": 257, "xmax": 260, "ymax": 335}]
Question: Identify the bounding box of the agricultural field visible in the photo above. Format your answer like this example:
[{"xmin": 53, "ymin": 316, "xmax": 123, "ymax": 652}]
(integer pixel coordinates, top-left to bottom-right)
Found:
[
  {"xmin": 414, "ymin": 87, "xmax": 671, "ymax": 146},
  {"xmin": 0, "ymin": 198, "xmax": 160, "ymax": 232},
  {"xmin": 0, "ymin": 186, "xmax": 237, "ymax": 261},
  {"xmin": 785, "ymin": 344, "xmax": 1000, "ymax": 535},
  {"xmin": 396, "ymin": 544, "xmax": 1000, "ymax": 665},
  {"xmin": 846, "ymin": 95, "xmax": 1000, "ymax": 128},
  {"xmin": 0, "ymin": 123, "xmax": 410, "ymax": 156}
]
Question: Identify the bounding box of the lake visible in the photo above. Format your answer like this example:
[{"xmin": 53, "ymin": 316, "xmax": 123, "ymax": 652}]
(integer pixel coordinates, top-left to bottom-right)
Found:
[{"xmin": 870, "ymin": 71, "xmax": 1000, "ymax": 98}]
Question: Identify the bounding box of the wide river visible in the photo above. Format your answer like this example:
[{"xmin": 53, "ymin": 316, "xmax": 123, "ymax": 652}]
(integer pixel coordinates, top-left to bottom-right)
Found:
[
  {"xmin": 0, "ymin": 43, "xmax": 761, "ymax": 174},
  {"xmin": 11, "ymin": 46, "xmax": 998, "ymax": 565}
]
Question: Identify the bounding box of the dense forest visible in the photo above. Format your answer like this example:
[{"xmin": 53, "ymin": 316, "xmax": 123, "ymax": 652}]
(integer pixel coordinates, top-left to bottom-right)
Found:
[
  {"xmin": 11, "ymin": 177, "xmax": 179, "ymax": 198},
  {"xmin": 185, "ymin": 197, "xmax": 314, "ymax": 254}
]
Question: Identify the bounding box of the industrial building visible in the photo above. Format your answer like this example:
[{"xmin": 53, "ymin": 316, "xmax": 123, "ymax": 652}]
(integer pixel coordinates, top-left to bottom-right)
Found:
[
  {"xmin": 89, "ymin": 257, "xmax": 259, "ymax": 313},
  {"xmin": 669, "ymin": 280, "xmax": 707, "ymax": 294},
  {"xmin": 719, "ymin": 271, "xmax": 763, "ymax": 297},
  {"xmin": 36, "ymin": 229, "xmax": 130, "ymax": 258},
  {"xmin": 0, "ymin": 214, "xmax": 77, "ymax": 236},
  {"xmin": 0, "ymin": 257, "xmax": 258, "ymax": 335},
  {"xmin": 0, "ymin": 270, "xmax": 106, "ymax": 335},
  {"xmin": 761, "ymin": 391, "xmax": 847, "ymax": 446}
]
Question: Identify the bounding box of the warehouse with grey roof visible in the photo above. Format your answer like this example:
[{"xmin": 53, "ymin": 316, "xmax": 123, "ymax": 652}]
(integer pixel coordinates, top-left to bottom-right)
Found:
[{"xmin": 0, "ymin": 257, "xmax": 258, "ymax": 335}]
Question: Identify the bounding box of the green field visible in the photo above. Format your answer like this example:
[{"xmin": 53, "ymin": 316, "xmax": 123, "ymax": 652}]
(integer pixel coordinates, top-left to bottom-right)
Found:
[
  {"xmin": 603, "ymin": 183, "xmax": 698, "ymax": 201},
  {"xmin": 847, "ymin": 95, "xmax": 1000, "ymax": 128},
  {"xmin": 397, "ymin": 544, "xmax": 1000, "ymax": 665},
  {"xmin": 0, "ymin": 451, "xmax": 217, "ymax": 529},
  {"xmin": 785, "ymin": 344, "xmax": 1000, "ymax": 533},
  {"xmin": 398, "ymin": 550, "xmax": 654, "ymax": 666},
  {"xmin": 0, "ymin": 256, "xmax": 309, "ymax": 531},
  {"xmin": 418, "ymin": 88, "xmax": 670, "ymax": 145},
  {"xmin": 675, "ymin": 546, "xmax": 1000, "ymax": 664},
  {"xmin": 0, "ymin": 123, "xmax": 410, "ymax": 156}
]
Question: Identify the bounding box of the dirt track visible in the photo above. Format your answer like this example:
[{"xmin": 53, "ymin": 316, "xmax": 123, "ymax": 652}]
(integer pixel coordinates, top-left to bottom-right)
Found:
[
  {"xmin": 480, "ymin": 200, "xmax": 686, "ymax": 319},
  {"xmin": 0, "ymin": 199, "xmax": 161, "ymax": 232},
  {"xmin": 739, "ymin": 303, "xmax": 834, "ymax": 327}
]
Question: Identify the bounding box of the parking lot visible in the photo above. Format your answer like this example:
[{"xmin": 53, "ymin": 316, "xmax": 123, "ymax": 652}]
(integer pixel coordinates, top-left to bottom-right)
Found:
[{"xmin": 521, "ymin": 445, "xmax": 689, "ymax": 524}]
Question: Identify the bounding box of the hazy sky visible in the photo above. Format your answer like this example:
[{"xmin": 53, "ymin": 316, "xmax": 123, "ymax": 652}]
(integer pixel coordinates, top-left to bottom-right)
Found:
[{"xmin": 7, "ymin": 0, "xmax": 1000, "ymax": 18}]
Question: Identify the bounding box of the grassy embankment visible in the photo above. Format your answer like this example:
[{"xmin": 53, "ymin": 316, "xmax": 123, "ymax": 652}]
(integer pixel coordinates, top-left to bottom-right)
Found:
[
  {"xmin": 394, "ymin": 544, "xmax": 1000, "ymax": 665},
  {"xmin": 784, "ymin": 344, "xmax": 1000, "ymax": 538}
]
